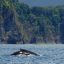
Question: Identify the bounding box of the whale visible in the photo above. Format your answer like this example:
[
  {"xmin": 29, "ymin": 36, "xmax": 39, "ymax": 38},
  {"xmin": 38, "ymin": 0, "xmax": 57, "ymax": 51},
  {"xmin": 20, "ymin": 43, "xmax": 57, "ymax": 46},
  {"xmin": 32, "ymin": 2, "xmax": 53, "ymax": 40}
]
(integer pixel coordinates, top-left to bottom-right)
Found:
[{"xmin": 11, "ymin": 49, "xmax": 39, "ymax": 56}]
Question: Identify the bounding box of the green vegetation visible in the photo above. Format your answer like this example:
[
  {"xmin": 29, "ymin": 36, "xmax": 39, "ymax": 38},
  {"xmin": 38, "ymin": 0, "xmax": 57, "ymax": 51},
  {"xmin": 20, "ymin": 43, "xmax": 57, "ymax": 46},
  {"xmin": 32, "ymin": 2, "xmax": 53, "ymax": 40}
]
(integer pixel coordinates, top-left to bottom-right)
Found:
[{"xmin": 0, "ymin": 0, "xmax": 64, "ymax": 44}]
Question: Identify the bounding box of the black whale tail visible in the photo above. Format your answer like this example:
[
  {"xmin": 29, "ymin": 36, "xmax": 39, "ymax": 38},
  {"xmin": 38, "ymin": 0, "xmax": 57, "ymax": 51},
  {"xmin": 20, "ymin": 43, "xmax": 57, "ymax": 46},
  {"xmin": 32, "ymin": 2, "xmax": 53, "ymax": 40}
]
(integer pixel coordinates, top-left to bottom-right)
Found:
[{"xmin": 11, "ymin": 49, "xmax": 39, "ymax": 56}]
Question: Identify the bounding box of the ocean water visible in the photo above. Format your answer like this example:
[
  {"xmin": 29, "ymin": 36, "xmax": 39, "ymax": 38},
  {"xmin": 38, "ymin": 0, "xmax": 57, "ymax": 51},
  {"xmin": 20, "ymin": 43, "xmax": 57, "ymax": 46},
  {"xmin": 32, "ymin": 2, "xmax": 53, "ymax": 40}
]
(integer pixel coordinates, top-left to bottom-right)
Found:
[{"xmin": 0, "ymin": 44, "xmax": 64, "ymax": 64}]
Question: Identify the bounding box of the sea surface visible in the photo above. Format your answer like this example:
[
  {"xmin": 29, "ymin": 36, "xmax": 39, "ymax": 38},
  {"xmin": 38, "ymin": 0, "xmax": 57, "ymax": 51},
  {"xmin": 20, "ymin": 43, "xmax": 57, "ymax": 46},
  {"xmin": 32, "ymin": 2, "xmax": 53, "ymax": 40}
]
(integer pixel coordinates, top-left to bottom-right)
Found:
[{"xmin": 0, "ymin": 44, "xmax": 64, "ymax": 64}]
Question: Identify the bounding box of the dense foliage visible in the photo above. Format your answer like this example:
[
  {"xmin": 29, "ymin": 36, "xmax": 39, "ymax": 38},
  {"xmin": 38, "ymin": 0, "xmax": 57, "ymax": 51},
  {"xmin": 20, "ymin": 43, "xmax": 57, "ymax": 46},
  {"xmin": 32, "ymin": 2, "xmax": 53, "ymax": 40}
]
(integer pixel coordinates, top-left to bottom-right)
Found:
[{"xmin": 0, "ymin": 0, "xmax": 64, "ymax": 44}]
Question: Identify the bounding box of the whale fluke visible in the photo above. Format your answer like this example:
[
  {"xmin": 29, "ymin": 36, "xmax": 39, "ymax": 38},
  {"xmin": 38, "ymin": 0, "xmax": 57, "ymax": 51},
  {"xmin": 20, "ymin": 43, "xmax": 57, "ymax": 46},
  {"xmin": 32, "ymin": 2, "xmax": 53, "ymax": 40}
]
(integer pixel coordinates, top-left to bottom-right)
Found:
[{"xmin": 11, "ymin": 49, "xmax": 39, "ymax": 56}]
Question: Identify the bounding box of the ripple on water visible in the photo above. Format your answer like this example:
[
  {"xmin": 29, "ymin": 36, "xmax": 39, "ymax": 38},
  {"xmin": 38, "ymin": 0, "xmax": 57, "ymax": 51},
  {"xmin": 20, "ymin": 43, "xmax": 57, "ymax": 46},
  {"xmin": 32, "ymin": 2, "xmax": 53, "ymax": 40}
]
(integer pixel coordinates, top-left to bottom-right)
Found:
[{"xmin": 0, "ymin": 44, "xmax": 64, "ymax": 64}]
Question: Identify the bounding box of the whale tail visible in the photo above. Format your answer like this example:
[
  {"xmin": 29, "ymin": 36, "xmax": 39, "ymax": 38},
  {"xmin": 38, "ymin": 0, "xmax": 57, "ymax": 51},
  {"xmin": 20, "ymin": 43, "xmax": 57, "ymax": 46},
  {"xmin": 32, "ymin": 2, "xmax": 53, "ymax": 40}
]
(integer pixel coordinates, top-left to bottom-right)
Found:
[{"xmin": 11, "ymin": 49, "xmax": 39, "ymax": 56}]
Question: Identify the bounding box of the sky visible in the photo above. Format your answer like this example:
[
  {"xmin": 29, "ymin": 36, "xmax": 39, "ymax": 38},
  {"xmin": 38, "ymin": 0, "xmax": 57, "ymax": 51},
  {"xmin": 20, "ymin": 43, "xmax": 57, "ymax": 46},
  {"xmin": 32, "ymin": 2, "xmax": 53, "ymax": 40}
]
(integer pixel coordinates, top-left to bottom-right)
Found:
[{"xmin": 19, "ymin": 0, "xmax": 64, "ymax": 7}]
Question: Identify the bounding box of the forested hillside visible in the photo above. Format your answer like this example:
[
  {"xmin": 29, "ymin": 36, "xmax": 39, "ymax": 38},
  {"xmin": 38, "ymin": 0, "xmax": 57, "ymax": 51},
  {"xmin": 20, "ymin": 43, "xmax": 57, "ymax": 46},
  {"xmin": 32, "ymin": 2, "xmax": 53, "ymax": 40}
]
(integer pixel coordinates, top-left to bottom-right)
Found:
[{"xmin": 0, "ymin": 0, "xmax": 64, "ymax": 44}]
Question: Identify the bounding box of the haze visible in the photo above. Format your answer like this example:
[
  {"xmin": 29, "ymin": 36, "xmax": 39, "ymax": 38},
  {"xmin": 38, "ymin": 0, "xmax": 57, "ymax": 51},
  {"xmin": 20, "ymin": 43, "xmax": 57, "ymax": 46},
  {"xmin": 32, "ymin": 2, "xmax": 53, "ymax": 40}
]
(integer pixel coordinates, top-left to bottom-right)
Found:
[{"xmin": 19, "ymin": 0, "xmax": 64, "ymax": 7}]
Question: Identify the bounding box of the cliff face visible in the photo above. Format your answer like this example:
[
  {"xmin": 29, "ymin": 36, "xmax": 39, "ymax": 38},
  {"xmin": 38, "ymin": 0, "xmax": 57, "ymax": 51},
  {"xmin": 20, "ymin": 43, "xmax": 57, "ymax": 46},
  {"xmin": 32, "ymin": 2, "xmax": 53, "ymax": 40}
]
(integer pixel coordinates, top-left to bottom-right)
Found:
[
  {"xmin": 0, "ymin": 0, "xmax": 64, "ymax": 44},
  {"xmin": 0, "ymin": 0, "xmax": 22, "ymax": 44}
]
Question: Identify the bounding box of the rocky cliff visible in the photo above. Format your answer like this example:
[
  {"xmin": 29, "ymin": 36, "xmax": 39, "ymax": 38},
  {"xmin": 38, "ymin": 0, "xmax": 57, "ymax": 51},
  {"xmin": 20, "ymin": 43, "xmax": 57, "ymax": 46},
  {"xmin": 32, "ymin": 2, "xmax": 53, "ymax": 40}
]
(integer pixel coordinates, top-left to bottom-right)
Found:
[
  {"xmin": 0, "ymin": 0, "xmax": 22, "ymax": 44},
  {"xmin": 0, "ymin": 0, "xmax": 64, "ymax": 44}
]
